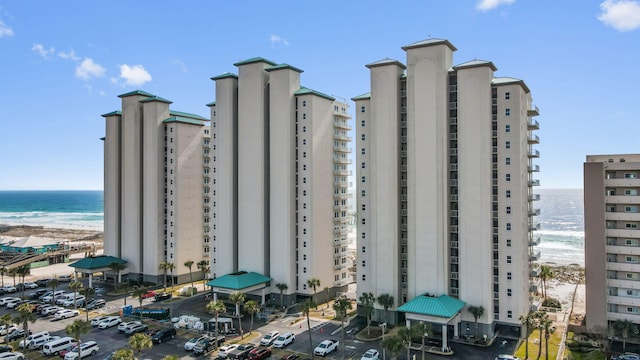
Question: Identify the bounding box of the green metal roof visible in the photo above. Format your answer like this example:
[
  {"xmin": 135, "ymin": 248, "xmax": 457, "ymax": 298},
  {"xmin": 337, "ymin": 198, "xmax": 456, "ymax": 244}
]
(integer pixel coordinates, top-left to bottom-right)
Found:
[
  {"xmin": 294, "ymin": 86, "xmax": 335, "ymax": 101},
  {"xmin": 69, "ymin": 255, "xmax": 127, "ymax": 270},
  {"xmin": 266, "ymin": 63, "xmax": 304, "ymax": 73},
  {"xmin": 211, "ymin": 72, "xmax": 238, "ymax": 81},
  {"xmin": 206, "ymin": 101, "xmax": 216, "ymax": 107},
  {"xmin": 118, "ymin": 90, "xmax": 155, "ymax": 98},
  {"xmin": 397, "ymin": 294, "xmax": 466, "ymax": 318},
  {"xmin": 163, "ymin": 116, "xmax": 204, "ymax": 126},
  {"xmin": 101, "ymin": 110, "xmax": 122, "ymax": 117},
  {"xmin": 140, "ymin": 96, "xmax": 173, "ymax": 104},
  {"xmin": 206, "ymin": 271, "xmax": 271, "ymax": 290},
  {"xmin": 169, "ymin": 110, "xmax": 209, "ymax": 121},
  {"xmin": 351, "ymin": 92, "xmax": 371, "ymax": 101},
  {"xmin": 233, "ymin": 57, "xmax": 277, "ymax": 67}
]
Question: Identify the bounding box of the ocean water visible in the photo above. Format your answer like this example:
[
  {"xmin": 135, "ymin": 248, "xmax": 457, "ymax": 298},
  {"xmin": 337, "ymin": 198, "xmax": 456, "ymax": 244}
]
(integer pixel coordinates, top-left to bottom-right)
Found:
[
  {"xmin": 0, "ymin": 190, "xmax": 104, "ymax": 230},
  {"xmin": 535, "ymin": 188, "xmax": 584, "ymax": 266}
]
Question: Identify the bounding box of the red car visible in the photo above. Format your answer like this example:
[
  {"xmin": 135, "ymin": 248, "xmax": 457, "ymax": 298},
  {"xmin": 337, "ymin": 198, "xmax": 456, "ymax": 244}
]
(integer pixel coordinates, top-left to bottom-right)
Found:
[
  {"xmin": 248, "ymin": 347, "xmax": 271, "ymax": 360},
  {"xmin": 140, "ymin": 290, "xmax": 157, "ymax": 299}
]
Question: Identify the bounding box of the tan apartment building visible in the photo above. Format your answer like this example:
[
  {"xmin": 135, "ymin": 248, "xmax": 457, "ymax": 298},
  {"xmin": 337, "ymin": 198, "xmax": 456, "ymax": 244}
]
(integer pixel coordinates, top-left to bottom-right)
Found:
[
  {"xmin": 209, "ymin": 58, "xmax": 352, "ymax": 305},
  {"xmin": 353, "ymin": 39, "xmax": 541, "ymax": 341},
  {"xmin": 102, "ymin": 90, "xmax": 211, "ymax": 285},
  {"xmin": 585, "ymin": 154, "xmax": 640, "ymax": 329}
]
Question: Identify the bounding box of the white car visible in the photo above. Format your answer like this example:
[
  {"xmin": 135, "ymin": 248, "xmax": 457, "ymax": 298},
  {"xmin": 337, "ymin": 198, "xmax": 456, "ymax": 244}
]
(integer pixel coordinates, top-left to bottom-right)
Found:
[
  {"xmin": 6, "ymin": 299, "xmax": 24, "ymax": 309},
  {"xmin": 117, "ymin": 321, "xmax": 141, "ymax": 332},
  {"xmin": 54, "ymin": 309, "xmax": 79, "ymax": 320},
  {"xmin": 64, "ymin": 341, "xmax": 99, "ymax": 360},
  {"xmin": 90, "ymin": 316, "xmax": 111, "ymax": 327},
  {"xmin": 273, "ymin": 332, "xmax": 295, "ymax": 348},
  {"xmin": 0, "ymin": 297, "xmax": 20, "ymax": 306},
  {"xmin": 21, "ymin": 282, "xmax": 38, "ymax": 289},
  {"xmin": 0, "ymin": 352, "xmax": 25, "ymax": 360},
  {"xmin": 41, "ymin": 306, "xmax": 63, "ymax": 316},
  {"xmin": 0, "ymin": 286, "xmax": 16, "ymax": 293},
  {"xmin": 260, "ymin": 330, "xmax": 280, "ymax": 346},
  {"xmin": 0, "ymin": 324, "xmax": 17, "ymax": 335},
  {"xmin": 218, "ymin": 344, "xmax": 239, "ymax": 358},
  {"xmin": 361, "ymin": 349, "xmax": 380, "ymax": 360},
  {"xmin": 97, "ymin": 317, "xmax": 121, "ymax": 329},
  {"xmin": 184, "ymin": 336, "xmax": 206, "ymax": 351}
]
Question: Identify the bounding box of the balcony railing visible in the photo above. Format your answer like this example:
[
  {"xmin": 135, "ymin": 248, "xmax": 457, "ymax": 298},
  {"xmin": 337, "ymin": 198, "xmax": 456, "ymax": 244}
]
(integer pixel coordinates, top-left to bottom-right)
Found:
[
  {"xmin": 333, "ymin": 180, "xmax": 352, "ymax": 187},
  {"xmin": 333, "ymin": 119, "xmax": 352, "ymax": 130},
  {"xmin": 333, "ymin": 134, "xmax": 352, "ymax": 141},
  {"xmin": 529, "ymin": 208, "xmax": 541, "ymax": 216},
  {"xmin": 333, "ymin": 157, "xmax": 352, "ymax": 164},
  {"xmin": 530, "ymin": 251, "xmax": 542, "ymax": 262},
  {"xmin": 530, "ymin": 265, "xmax": 542, "ymax": 277},
  {"xmin": 333, "ymin": 204, "xmax": 350, "ymax": 211},
  {"xmin": 528, "ymin": 135, "xmax": 540, "ymax": 144},
  {"xmin": 529, "ymin": 194, "xmax": 541, "ymax": 201},
  {"xmin": 529, "ymin": 179, "xmax": 540, "ymax": 187},
  {"xmin": 333, "ymin": 192, "xmax": 352, "ymax": 199},
  {"xmin": 528, "ymin": 149, "xmax": 540, "ymax": 158},
  {"xmin": 333, "ymin": 169, "xmax": 352, "ymax": 176},
  {"xmin": 333, "ymin": 146, "xmax": 352, "ymax": 153},
  {"xmin": 528, "ymin": 119, "xmax": 540, "ymax": 130},
  {"xmin": 528, "ymin": 165, "xmax": 540, "ymax": 173},
  {"xmin": 528, "ymin": 106, "xmax": 540, "ymax": 117},
  {"xmin": 529, "ymin": 237, "xmax": 541, "ymax": 246}
]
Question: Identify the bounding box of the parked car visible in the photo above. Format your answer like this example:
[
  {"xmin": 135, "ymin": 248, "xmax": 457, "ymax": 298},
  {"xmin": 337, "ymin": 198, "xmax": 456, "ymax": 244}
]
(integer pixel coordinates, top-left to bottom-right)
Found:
[
  {"xmin": 314, "ymin": 340, "xmax": 339, "ymax": 357},
  {"xmin": 64, "ymin": 341, "xmax": 98, "ymax": 360},
  {"xmin": 0, "ymin": 352, "xmax": 25, "ymax": 360},
  {"xmin": 6, "ymin": 329, "xmax": 31, "ymax": 342},
  {"xmin": 184, "ymin": 336, "xmax": 205, "ymax": 351},
  {"xmin": 97, "ymin": 317, "xmax": 121, "ymax": 329},
  {"xmin": 273, "ymin": 332, "xmax": 295, "ymax": 348},
  {"xmin": 361, "ymin": 349, "xmax": 380, "ymax": 360},
  {"xmin": 124, "ymin": 324, "xmax": 148, "ymax": 335},
  {"xmin": 34, "ymin": 278, "xmax": 54, "ymax": 287},
  {"xmin": 281, "ymin": 355, "xmax": 299, "ymax": 360},
  {"xmin": 227, "ymin": 343, "xmax": 255, "ymax": 360},
  {"xmin": 57, "ymin": 344, "xmax": 78, "ymax": 359},
  {"xmin": 151, "ymin": 328, "xmax": 176, "ymax": 343},
  {"xmin": 117, "ymin": 321, "xmax": 141, "ymax": 332},
  {"xmin": 0, "ymin": 286, "xmax": 16, "ymax": 293},
  {"xmin": 0, "ymin": 324, "xmax": 18, "ymax": 335},
  {"xmin": 248, "ymin": 347, "xmax": 271, "ymax": 360},
  {"xmin": 57, "ymin": 275, "xmax": 73, "ymax": 283},
  {"xmin": 85, "ymin": 299, "xmax": 106, "ymax": 310},
  {"xmin": 218, "ymin": 344, "xmax": 239, "ymax": 358},
  {"xmin": 0, "ymin": 297, "xmax": 20, "ymax": 306},
  {"xmin": 154, "ymin": 292, "xmax": 172, "ymax": 302},
  {"xmin": 495, "ymin": 356, "xmax": 520, "ymax": 360},
  {"xmin": 60, "ymin": 296, "xmax": 85, "ymax": 308},
  {"xmin": 41, "ymin": 306, "xmax": 63, "ymax": 316},
  {"xmin": 90, "ymin": 316, "xmax": 111, "ymax": 327},
  {"xmin": 28, "ymin": 289, "xmax": 48, "ymax": 299},
  {"xmin": 5, "ymin": 299, "xmax": 25, "ymax": 309},
  {"xmin": 260, "ymin": 331, "xmax": 279, "ymax": 346},
  {"xmin": 54, "ymin": 309, "xmax": 79, "ymax": 320},
  {"xmin": 140, "ymin": 291, "xmax": 156, "ymax": 299},
  {"xmin": 0, "ymin": 347, "xmax": 11, "ymax": 353}
]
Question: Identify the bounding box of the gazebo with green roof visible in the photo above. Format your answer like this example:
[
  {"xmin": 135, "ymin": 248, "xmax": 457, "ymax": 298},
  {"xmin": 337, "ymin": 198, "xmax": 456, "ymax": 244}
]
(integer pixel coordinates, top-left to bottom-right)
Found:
[
  {"xmin": 69, "ymin": 255, "xmax": 127, "ymax": 288},
  {"xmin": 397, "ymin": 294, "xmax": 466, "ymax": 353},
  {"xmin": 206, "ymin": 271, "xmax": 272, "ymax": 304}
]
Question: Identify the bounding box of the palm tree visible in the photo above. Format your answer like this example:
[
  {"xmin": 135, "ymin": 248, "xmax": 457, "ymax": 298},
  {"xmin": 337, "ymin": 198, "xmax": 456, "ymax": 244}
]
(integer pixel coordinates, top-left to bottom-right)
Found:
[
  {"xmin": 14, "ymin": 302, "xmax": 35, "ymax": 353},
  {"xmin": 467, "ymin": 305, "xmax": 485, "ymax": 340},
  {"xmin": 333, "ymin": 296, "xmax": 353, "ymax": 360},
  {"xmin": 128, "ymin": 333, "xmax": 153, "ymax": 360},
  {"xmin": 541, "ymin": 316, "xmax": 555, "ymax": 360},
  {"xmin": 412, "ymin": 322, "xmax": 432, "ymax": 360},
  {"xmin": 276, "ymin": 283, "xmax": 288, "ymax": 307},
  {"xmin": 166, "ymin": 262, "xmax": 175, "ymax": 289},
  {"xmin": 47, "ymin": 279, "xmax": 59, "ymax": 304},
  {"xmin": 197, "ymin": 260, "xmax": 209, "ymax": 280},
  {"xmin": 206, "ymin": 300, "xmax": 227, "ymax": 334},
  {"xmin": 359, "ymin": 292, "xmax": 376, "ymax": 335},
  {"xmin": 299, "ymin": 299, "xmax": 316, "ymax": 360},
  {"xmin": 519, "ymin": 312, "xmax": 534, "ymax": 360},
  {"xmin": 8, "ymin": 268, "xmax": 17, "ymax": 287},
  {"xmin": 79, "ymin": 287, "xmax": 95, "ymax": 321},
  {"xmin": 0, "ymin": 313, "xmax": 13, "ymax": 344},
  {"xmin": 0, "ymin": 266, "xmax": 6, "ymax": 287},
  {"xmin": 613, "ymin": 319, "xmax": 636, "ymax": 351},
  {"xmin": 111, "ymin": 349, "xmax": 134, "ymax": 360},
  {"xmin": 69, "ymin": 280, "xmax": 84, "ymax": 309},
  {"xmin": 245, "ymin": 300, "xmax": 259, "ymax": 335},
  {"xmin": 15, "ymin": 265, "xmax": 30, "ymax": 299},
  {"xmin": 65, "ymin": 319, "xmax": 90, "ymax": 360},
  {"xmin": 377, "ymin": 293, "xmax": 394, "ymax": 326},
  {"xmin": 324, "ymin": 287, "xmax": 330, "ymax": 309},
  {"xmin": 539, "ymin": 266, "xmax": 553, "ymax": 298},
  {"xmin": 229, "ymin": 292, "xmax": 245, "ymax": 338},
  {"xmin": 381, "ymin": 335, "xmax": 405, "ymax": 360},
  {"xmin": 307, "ymin": 278, "xmax": 321, "ymax": 309},
  {"xmin": 158, "ymin": 261, "xmax": 171, "ymax": 292},
  {"xmin": 533, "ymin": 311, "xmax": 547, "ymax": 360},
  {"xmin": 109, "ymin": 262, "xmax": 127, "ymax": 286},
  {"xmin": 132, "ymin": 287, "xmax": 147, "ymax": 323},
  {"xmin": 397, "ymin": 327, "xmax": 413, "ymax": 360},
  {"xmin": 184, "ymin": 260, "xmax": 195, "ymax": 292},
  {"xmin": 118, "ymin": 282, "xmax": 131, "ymax": 306}
]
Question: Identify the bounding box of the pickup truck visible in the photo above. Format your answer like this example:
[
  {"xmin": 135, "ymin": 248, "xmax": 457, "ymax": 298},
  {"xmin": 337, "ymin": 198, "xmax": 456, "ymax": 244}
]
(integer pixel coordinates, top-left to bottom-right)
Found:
[
  {"xmin": 314, "ymin": 339, "xmax": 339, "ymax": 357},
  {"xmin": 193, "ymin": 335, "xmax": 225, "ymax": 355},
  {"xmin": 228, "ymin": 343, "xmax": 256, "ymax": 360}
]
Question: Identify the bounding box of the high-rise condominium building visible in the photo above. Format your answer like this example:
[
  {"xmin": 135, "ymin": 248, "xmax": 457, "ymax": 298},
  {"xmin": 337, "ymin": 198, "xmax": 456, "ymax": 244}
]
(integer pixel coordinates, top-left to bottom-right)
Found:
[
  {"xmin": 585, "ymin": 154, "xmax": 640, "ymax": 330},
  {"xmin": 209, "ymin": 58, "xmax": 352, "ymax": 305},
  {"xmin": 102, "ymin": 91, "xmax": 211, "ymax": 284},
  {"xmin": 353, "ymin": 39, "xmax": 541, "ymax": 339}
]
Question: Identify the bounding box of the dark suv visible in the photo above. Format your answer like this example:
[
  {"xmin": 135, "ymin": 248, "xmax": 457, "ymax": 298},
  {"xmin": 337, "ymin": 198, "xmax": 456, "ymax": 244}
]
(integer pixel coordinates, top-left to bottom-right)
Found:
[{"xmin": 151, "ymin": 328, "xmax": 176, "ymax": 344}]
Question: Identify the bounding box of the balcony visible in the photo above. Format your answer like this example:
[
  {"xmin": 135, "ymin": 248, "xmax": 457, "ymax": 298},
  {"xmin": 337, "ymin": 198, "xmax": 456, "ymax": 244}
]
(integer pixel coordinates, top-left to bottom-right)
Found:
[
  {"xmin": 530, "ymin": 282, "xmax": 539, "ymax": 293},
  {"xmin": 334, "ymin": 263, "xmax": 349, "ymax": 270},
  {"xmin": 528, "ymin": 149, "xmax": 540, "ymax": 158},
  {"xmin": 530, "ymin": 265, "xmax": 542, "ymax": 277},
  {"xmin": 530, "ymin": 251, "xmax": 542, "ymax": 262},
  {"xmin": 529, "ymin": 208, "xmax": 541, "ymax": 216},
  {"xmin": 334, "ymin": 217, "xmax": 350, "ymax": 224},
  {"xmin": 529, "ymin": 179, "xmax": 540, "ymax": 187},
  {"xmin": 528, "ymin": 165, "xmax": 540, "ymax": 173},
  {"xmin": 333, "ymin": 133, "xmax": 352, "ymax": 141},
  {"xmin": 529, "ymin": 237, "xmax": 541, "ymax": 246},
  {"xmin": 333, "ymin": 156, "xmax": 352, "ymax": 164},
  {"xmin": 333, "ymin": 119, "xmax": 351, "ymax": 130},
  {"xmin": 333, "ymin": 227, "xmax": 348, "ymax": 235},
  {"xmin": 333, "ymin": 204, "xmax": 350, "ymax": 211},
  {"xmin": 528, "ymin": 106, "xmax": 540, "ymax": 117},
  {"xmin": 529, "ymin": 194, "xmax": 541, "ymax": 201},
  {"xmin": 528, "ymin": 119, "xmax": 540, "ymax": 130},
  {"xmin": 333, "ymin": 146, "xmax": 352, "ymax": 153},
  {"xmin": 333, "ymin": 169, "xmax": 352, "ymax": 176},
  {"xmin": 333, "ymin": 192, "xmax": 352, "ymax": 200},
  {"xmin": 528, "ymin": 135, "xmax": 540, "ymax": 144},
  {"xmin": 333, "ymin": 180, "xmax": 352, "ymax": 187}
]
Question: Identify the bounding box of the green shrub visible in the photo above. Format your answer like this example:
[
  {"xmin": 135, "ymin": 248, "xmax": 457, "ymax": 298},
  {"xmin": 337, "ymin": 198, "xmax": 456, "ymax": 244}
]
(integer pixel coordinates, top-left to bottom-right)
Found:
[{"xmin": 542, "ymin": 297, "xmax": 561, "ymax": 308}]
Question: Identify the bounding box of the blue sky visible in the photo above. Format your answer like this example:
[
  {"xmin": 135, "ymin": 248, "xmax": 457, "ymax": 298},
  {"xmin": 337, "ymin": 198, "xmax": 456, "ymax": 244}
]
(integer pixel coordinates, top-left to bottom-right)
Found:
[{"xmin": 0, "ymin": 0, "xmax": 639, "ymax": 190}]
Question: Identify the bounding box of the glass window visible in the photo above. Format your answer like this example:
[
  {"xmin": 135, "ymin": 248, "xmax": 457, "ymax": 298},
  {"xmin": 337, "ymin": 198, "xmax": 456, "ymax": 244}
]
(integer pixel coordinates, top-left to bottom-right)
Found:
[
  {"xmin": 505, "ymin": 92, "xmax": 510, "ymax": 100},
  {"xmin": 361, "ymin": 106, "xmax": 365, "ymax": 113},
  {"xmin": 505, "ymin": 125, "xmax": 511, "ymax": 133},
  {"xmin": 505, "ymin": 109, "xmax": 510, "ymax": 116}
]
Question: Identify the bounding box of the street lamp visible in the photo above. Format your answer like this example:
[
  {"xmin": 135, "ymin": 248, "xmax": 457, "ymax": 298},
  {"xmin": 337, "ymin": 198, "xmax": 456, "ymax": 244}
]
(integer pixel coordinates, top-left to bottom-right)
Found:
[
  {"xmin": 380, "ymin": 323, "xmax": 387, "ymax": 360},
  {"xmin": 422, "ymin": 332, "xmax": 428, "ymax": 360}
]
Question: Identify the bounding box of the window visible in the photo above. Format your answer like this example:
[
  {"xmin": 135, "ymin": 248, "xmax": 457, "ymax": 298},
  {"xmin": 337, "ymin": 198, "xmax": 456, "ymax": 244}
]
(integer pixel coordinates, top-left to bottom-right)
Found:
[
  {"xmin": 361, "ymin": 148, "xmax": 365, "ymax": 155},
  {"xmin": 362, "ymin": 204, "xmax": 366, "ymax": 211},
  {"xmin": 361, "ymin": 176, "xmax": 366, "ymax": 183},
  {"xmin": 302, "ymin": 126, "xmax": 306, "ymax": 132},
  {"xmin": 507, "ymin": 289, "xmax": 512, "ymax": 296},
  {"xmin": 506, "ymin": 223, "xmax": 512, "ymax": 230},
  {"xmin": 507, "ymin": 239, "xmax": 512, "ymax": 247},
  {"xmin": 361, "ymin": 106, "xmax": 365, "ymax": 113},
  {"xmin": 625, "ymin": 189, "xmax": 638, "ymax": 195},
  {"xmin": 626, "ymin": 223, "xmax": 638, "ymax": 229},
  {"xmin": 505, "ymin": 92, "xmax": 510, "ymax": 100},
  {"xmin": 626, "ymin": 239, "xmax": 639, "ymax": 246},
  {"xmin": 361, "ymin": 218, "xmax": 366, "ymax": 225},
  {"xmin": 303, "ymin": 164, "xmax": 307, "ymax": 171},
  {"xmin": 626, "ymin": 206, "xmax": 638, "ymax": 213},
  {"xmin": 361, "ymin": 134, "xmax": 366, "ymax": 141},
  {"xmin": 507, "ymin": 272, "xmax": 512, "ymax": 280},
  {"xmin": 303, "ymin": 114, "xmax": 306, "ymax": 120},
  {"xmin": 303, "ymin": 139, "xmax": 306, "ymax": 145},
  {"xmin": 362, "ymin": 246, "xmax": 366, "ymax": 253},
  {"xmin": 361, "ymin": 162, "xmax": 366, "ymax": 169},
  {"xmin": 625, "ymin": 173, "xmax": 638, "ymax": 179},
  {"xmin": 506, "ymin": 141, "xmax": 511, "ymax": 149},
  {"xmin": 506, "ymin": 157, "xmax": 511, "ymax": 165},
  {"xmin": 362, "ymin": 275, "xmax": 366, "ymax": 281},
  {"xmin": 505, "ymin": 108, "xmax": 510, "ymax": 116},
  {"xmin": 361, "ymin": 120, "xmax": 365, "ymax": 127},
  {"xmin": 362, "ymin": 261, "xmax": 366, "ymax": 267},
  {"xmin": 505, "ymin": 125, "xmax": 511, "ymax": 133},
  {"xmin": 506, "ymin": 190, "xmax": 511, "ymax": 198},
  {"xmin": 303, "ymin": 100, "xmax": 306, "ymax": 107},
  {"xmin": 507, "ymin": 311, "xmax": 513, "ymax": 319},
  {"xmin": 506, "ymin": 206, "xmax": 511, "ymax": 214},
  {"xmin": 507, "ymin": 256, "xmax": 512, "ymax": 264},
  {"xmin": 361, "ymin": 190, "xmax": 366, "ymax": 197},
  {"xmin": 506, "ymin": 174, "xmax": 511, "ymax": 182},
  {"xmin": 627, "ymin": 256, "xmax": 639, "ymax": 263}
]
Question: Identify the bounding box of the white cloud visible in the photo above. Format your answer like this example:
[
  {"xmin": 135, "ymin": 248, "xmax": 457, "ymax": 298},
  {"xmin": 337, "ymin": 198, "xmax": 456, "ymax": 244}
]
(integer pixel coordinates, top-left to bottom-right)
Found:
[
  {"xmin": 476, "ymin": 0, "xmax": 515, "ymax": 12},
  {"xmin": 117, "ymin": 64, "xmax": 152, "ymax": 86},
  {"xmin": 75, "ymin": 58, "xmax": 106, "ymax": 80},
  {"xmin": 598, "ymin": 0, "xmax": 640, "ymax": 31},
  {"xmin": 270, "ymin": 34, "xmax": 290, "ymax": 46},
  {"xmin": 172, "ymin": 59, "xmax": 188, "ymax": 72},
  {"xmin": 32, "ymin": 44, "xmax": 56, "ymax": 59},
  {"xmin": 58, "ymin": 49, "xmax": 80, "ymax": 61},
  {"xmin": 0, "ymin": 20, "xmax": 12, "ymax": 37}
]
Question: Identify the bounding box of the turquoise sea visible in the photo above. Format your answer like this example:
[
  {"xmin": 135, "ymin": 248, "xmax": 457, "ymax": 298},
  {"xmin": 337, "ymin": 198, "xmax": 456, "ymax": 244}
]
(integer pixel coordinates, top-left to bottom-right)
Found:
[
  {"xmin": 0, "ymin": 190, "xmax": 104, "ymax": 230},
  {"xmin": 0, "ymin": 189, "xmax": 584, "ymax": 264}
]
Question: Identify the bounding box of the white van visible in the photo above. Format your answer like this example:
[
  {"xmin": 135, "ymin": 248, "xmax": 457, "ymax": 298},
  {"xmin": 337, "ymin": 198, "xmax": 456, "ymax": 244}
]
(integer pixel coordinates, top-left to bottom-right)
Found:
[
  {"xmin": 61, "ymin": 296, "xmax": 85, "ymax": 307},
  {"xmin": 43, "ymin": 336, "xmax": 75, "ymax": 355},
  {"xmin": 19, "ymin": 330, "xmax": 50, "ymax": 349},
  {"xmin": 55, "ymin": 293, "xmax": 75, "ymax": 305}
]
